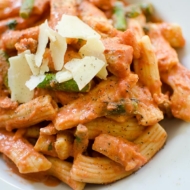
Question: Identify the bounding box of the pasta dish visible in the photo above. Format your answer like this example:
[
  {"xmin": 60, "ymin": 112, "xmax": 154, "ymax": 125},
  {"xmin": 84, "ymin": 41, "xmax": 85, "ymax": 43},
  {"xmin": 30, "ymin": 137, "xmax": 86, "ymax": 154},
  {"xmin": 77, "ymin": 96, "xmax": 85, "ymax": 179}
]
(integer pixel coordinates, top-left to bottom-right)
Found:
[{"xmin": 0, "ymin": 0, "xmax": 189, "ymax": 189}]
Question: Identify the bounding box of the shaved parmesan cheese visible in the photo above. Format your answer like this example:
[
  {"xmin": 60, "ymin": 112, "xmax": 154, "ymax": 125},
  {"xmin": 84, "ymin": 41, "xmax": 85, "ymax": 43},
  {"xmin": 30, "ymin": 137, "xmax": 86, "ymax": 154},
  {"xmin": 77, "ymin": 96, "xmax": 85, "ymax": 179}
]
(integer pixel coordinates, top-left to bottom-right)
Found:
[
  {"xmin": 25, "ymin": 53, "xmax": 39, "ymax": 75},
  {"xmin": 96, "ymin": 65, "xmax": 108, "ymax": 80},
  {"xmin": 40, "ymin": 58, "xmax": 49, "ymax": 75},
  {"xmin": 8, "ymin": 51, "xmax": 34, "ymax": 103},
  {"xmin": 79, "ymin": 38, "xmax": 108, "ymax": 79},
  {"xmin": 35, "ymin": 20, "xmax": 49, "ymax": 67},
  {"xmin": 79, "ymin": 38, "xmax": 105, "ymax": 60},
  {"xmin": 25, "ymin": 53, "xmax": 49, "ymax": 76},
  {"xmin": 56, "ymin": 15, "xmax": 101, "ymax": 40},
  {"xmin": 47, "ymin": 27, "xmax": 67, "ymax": 71},
  {"xmin": 64, "ymin": 56, "xmax": 105, "ymax": 90},
  {"xmin": 56, "ymin": 68, "xmax": 73, "ymax": 83},
  {"xmin": 25, "ymin": 75, "xmax": 46, "ymax": 90}
]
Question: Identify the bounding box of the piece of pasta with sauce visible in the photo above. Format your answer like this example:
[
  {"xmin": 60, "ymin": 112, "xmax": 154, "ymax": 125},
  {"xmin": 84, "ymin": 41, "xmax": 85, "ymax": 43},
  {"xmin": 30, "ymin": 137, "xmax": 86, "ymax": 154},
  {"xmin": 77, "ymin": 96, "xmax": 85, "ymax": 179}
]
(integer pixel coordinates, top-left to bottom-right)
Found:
[{"xmin": 0, "ymin": 129, "xmax": 52, "ymax": 173}]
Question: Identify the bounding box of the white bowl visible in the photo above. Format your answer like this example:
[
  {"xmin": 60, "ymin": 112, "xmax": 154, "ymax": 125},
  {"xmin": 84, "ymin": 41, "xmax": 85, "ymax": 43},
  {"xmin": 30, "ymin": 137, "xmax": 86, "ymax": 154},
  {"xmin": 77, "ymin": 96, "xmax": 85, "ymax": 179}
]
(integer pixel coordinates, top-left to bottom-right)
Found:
[{"xmin": 1, "ymin": 0, "xmax": 190, "ymax": 189}]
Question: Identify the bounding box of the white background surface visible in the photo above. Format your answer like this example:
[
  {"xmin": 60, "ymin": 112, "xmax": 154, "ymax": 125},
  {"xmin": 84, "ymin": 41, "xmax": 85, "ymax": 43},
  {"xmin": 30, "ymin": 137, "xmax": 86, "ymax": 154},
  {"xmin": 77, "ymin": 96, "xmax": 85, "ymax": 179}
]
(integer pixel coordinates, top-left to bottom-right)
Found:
[{"xmin": 1, "ymin": 0, "xmax": 190, "ymax": 189}]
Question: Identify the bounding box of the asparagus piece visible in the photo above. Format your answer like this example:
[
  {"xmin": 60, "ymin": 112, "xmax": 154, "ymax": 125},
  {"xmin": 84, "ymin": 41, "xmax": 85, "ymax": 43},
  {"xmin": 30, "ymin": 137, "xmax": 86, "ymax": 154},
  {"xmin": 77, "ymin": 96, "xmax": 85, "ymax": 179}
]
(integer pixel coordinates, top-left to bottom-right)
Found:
[
  {"xmin": 125, "ymin": 4, "xmax": 141, "ymax": 18},
  {"xmin": 37, "ymin": 73, "xmax": 91, "ymax": 92},
  {"xmin": 20, "ymin": 0, "xmax": 35, "ymax": 19},
  {"xmin": 140, "ymin": 3, "xmax": 154, "ymax": 17},
  {"xmin": 113, "ymin": 1, "xmax": 127, "ymax": 31},
  {"xmin": 125, "ymin": 2, "xmax": 154, "ymax": 19}
]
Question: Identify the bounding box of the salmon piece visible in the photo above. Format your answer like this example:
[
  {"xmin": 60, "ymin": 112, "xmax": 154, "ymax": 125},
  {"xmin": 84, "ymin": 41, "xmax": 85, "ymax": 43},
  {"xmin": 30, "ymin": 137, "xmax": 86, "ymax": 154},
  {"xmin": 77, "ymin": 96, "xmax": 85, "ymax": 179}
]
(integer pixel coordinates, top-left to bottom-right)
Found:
[
  {"xmin": 79, "ymin": 1, "xmax": 117, "ymax": 36},
  {"xmin": 158, "ymin": 22, "xmax": 185, "ymax": 48},
  {"xmin": 131, "ymin": 83, "xmax": 164, "ymax": 126},
  {"xmin": 102, "ymin": 37, "xmax": 133, "ymax": 78},
  {"xmin": 120, "ymin": 29, "xmax": 141, "ymax": 59},
  {"xmin": 49, "ymin": 0, "xmax": 77, "ymax": 29},
  {"xmin": 93, "ymin": 133, "xmax": 147, "ymax": 171},
  {"xmin": 161, "ymin": 64, "xmax": 190, "ymax": 121},
  {"xmin": 147, "ymin": 24, "xmax": 179, "ymax": 72},
  {"xmin": 1, "ymin": 26, "xmax": 39, "ymax": 49},
  {"xmin": 15, "ymin": 38, "xmax": 38, "ymax": 53},
  {"xmin": 0, "ymin": 129, "xmax": 52, "ymax": 173}
]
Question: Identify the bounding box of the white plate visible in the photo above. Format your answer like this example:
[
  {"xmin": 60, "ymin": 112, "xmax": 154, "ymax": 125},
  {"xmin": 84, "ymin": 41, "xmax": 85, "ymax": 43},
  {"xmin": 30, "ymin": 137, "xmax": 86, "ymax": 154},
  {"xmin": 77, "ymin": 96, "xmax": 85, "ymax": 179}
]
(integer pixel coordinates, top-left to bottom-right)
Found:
[{"xmin": 1, "ymin": 0, "xmax": 190, "ymax": 189}]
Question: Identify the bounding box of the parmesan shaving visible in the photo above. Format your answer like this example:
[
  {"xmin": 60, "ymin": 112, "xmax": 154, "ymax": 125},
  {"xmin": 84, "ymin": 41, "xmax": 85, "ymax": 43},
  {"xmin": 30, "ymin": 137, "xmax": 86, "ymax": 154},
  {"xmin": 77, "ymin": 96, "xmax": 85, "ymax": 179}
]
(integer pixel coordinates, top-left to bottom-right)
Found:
[
  {"xmin": 25, "ymin": 75, "xmax": 46, "ymax": 91},
  {"xmin": 55, "ymin": 68, "xmax": 73, "ymax": 83},
  {"xmin": 8, "ymin": 51, "xmax": 34, "ymax": 103},
  {"xmin": 79, "ymin": 38, "xmax": 108, "ymax": 79},
  {"xmin": 79, "ymin": 38, "xmax": 106, "ymax": 61},
  {"xmin": 64, "ymin": 56, "xmax": 106, "ymax": 90},
  {"xmin": 47, "ymin": 27, "xmax": 67, "ymax": 71},
  {"xmin": 56, "ymin": 15, "xmax": 101, "ymax": 40},
  {"xmin": 35, "ymin": 20, "xmax": 49, "ymax": 67},
  {"xmin": 40, "ymin": 58, "xmax": 49, "ymax": 75},
  {"xmin": 25, "ymin": 53, "xmax": 39, "ymax": 75},
  {"xmin": 96, "ymin": 65, "xmax": 108, "ymax": 80}
]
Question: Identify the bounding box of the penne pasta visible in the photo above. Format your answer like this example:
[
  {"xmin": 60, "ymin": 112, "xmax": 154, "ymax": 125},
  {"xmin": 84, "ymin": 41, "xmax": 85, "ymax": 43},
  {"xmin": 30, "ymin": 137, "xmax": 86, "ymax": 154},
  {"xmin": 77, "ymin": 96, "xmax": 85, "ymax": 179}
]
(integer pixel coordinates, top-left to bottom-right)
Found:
[
  {"xmin": 55, "ymin": 131, "xmax": 74, "ymax": 160},
  {"xmin": 85, "ymin": 117, "xmax": 146, "ymax": 140},
  {"xmin": 70, "ymin": 154, "xmax": 131, "ymax": 184},
  {"xmin": 134, "ymin": 123, "xmax": 167, "ymax": 161},
  {"xmin": 34, "ymin": 134, "xmax": 57, "ymax": 157},
  {"xmin": 47, "ymin": 156, "xmax": 86, "ymax": 190},
  {"xmin": 0, "ymin": 95, "xmax": 57, "ymax": 131},
  {"xmin": 92, "ymin": 133, "xmax": 147, "ymax": 171},
  {"xmin": 134, "ymin": 35, "xmax": 161, "ymax": 95},
  {"xmin": 0, "ymin": 0, "xmax": 187, "ymax": 189},
  {"xmin": 0, "ymin": 129, "xmax": 52, "ymax": 173},
  {"xmin": 73, "ymin": 124, "xmax": 89, "ymax": 158}
]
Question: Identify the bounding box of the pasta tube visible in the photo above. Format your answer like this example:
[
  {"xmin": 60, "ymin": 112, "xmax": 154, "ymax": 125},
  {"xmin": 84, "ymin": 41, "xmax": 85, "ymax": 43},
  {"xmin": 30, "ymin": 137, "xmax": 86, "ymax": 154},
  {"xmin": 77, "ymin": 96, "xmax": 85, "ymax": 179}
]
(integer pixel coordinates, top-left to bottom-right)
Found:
[
  {"xmin": 47, "ymin": 156, "xmax": 86, "ymax": 190},
  {"xmin": 113, "ymin": 1, "xmax": 127, "ymax": 31},
  {"xmin": 134, "ymin": 123, "xmax": 167, "ymax": 161},
  {"xmin": 70, "ymin": 123, "xmax": 167, "ymax": 184},
  {"xmin": 73, "ymin": 124, "xmax": 88, "ymax": 158},
  {"xmin": 53, "ymin": 76, "xmax": 137, "ymax": 131},
  {"xmin": 55, "ymin": 131, "xmax": 74, "ymax": 160},
  {"xmin": 85, "ymin": 117, "xmax": 145, "ymax": 140},
  {"xmin": 161, "ymin": 64, "xmax": 190, "ymax": 121},
  {"xmin": 40, "ymin": 123, "xmax": 57, "ymax": 135},
  {"xmin": 147, "ymin": 24, "xmax": 179, "ymax": 72},
  {"xmin": 134, "ymin": 35, "xmax": 162, "ymax": 95},
  {"xmin": 70, "ymin": 154, "xmax": 132, "ymax": 184},
  {"xmin": 92, "ymin": 133, "xmax": 147, "ymax": 171},
  {"xmin": 158, "ymin": 22, "xmax": 185, "ymax": 48},
  {"xmin": 0, "ymin": 95, "xmax": 57, "ymax": 131},
  {"xmin": 34, "ymin": 134, "xmax": 58, "ymax": 157},
  {"xmin": 24, "ymin": 125, "xmax": 40, "ymax": 138},
  {"xmin": 0, "ymin": 129, "xmax": 52, "ymax": 173}
]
